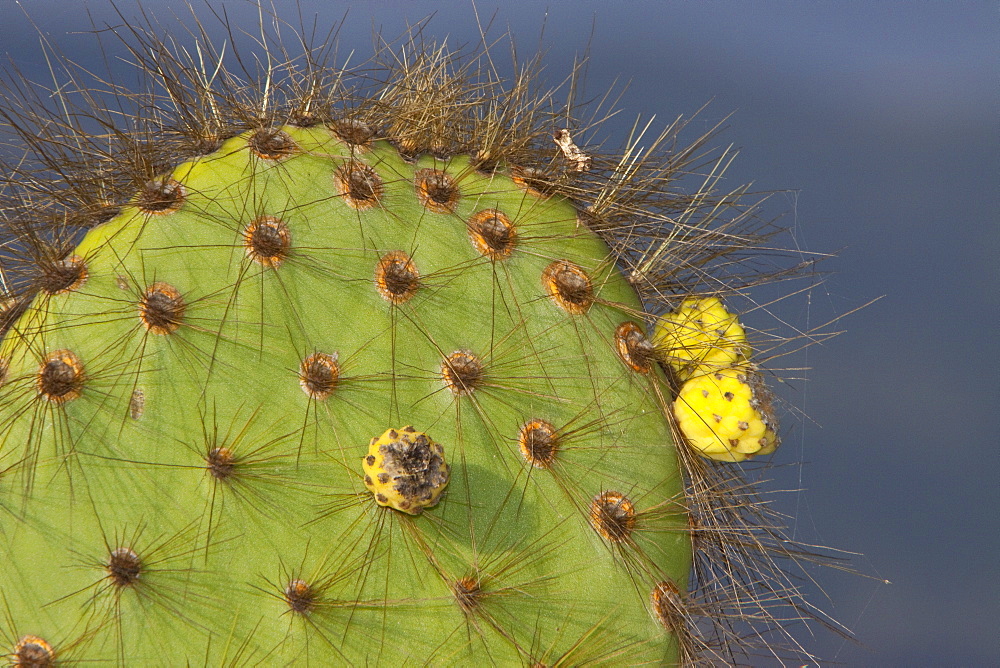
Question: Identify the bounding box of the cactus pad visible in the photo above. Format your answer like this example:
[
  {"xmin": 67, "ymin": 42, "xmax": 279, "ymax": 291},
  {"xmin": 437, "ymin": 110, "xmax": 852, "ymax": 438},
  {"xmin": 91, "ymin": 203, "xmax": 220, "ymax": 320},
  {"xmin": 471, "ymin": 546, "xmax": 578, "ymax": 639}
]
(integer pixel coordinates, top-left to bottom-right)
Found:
[
  {"xmin": 0, "ymin": 8, "xmax": 846, "ymax": 665},
  {"xmin": 0, "ymin": 128, "xmax": 690, "ymax": 664}
]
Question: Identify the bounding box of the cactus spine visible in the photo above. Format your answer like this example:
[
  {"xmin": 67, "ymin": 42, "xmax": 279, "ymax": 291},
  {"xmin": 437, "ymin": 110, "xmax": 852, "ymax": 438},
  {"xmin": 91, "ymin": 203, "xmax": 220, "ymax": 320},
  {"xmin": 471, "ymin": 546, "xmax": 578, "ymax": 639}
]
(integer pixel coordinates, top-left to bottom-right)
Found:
[{"xmin": 0, "ymin": 5, "xmax": 841, "ymax": 665}]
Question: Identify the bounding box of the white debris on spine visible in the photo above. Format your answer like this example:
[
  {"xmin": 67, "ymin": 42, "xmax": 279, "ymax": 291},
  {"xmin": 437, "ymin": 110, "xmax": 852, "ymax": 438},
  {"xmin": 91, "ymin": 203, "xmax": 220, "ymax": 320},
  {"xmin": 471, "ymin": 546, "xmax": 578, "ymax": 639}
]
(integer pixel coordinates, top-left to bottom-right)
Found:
[{"xmin": 554, "ymin": 129, "xmax": 592, "ymax": 172}]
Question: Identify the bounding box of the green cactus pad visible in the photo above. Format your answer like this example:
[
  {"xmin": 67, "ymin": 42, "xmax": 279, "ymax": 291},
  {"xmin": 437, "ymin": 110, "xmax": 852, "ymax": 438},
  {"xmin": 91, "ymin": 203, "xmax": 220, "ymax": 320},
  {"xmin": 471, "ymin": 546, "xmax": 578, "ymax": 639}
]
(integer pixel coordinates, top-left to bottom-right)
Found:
[{"xmin": 0, "ymin": 127, "xmax": 690, "ymax": 664}]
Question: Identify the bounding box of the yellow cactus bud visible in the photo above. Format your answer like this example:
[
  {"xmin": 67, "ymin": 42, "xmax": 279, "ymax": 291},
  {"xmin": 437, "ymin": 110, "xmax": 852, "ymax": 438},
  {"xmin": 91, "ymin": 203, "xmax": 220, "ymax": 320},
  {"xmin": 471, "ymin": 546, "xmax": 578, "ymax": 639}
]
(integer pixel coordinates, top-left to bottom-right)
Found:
[
  {"xmin": 673, "ymin": 368, "xmax": 779, "ymax": 463},
  {"xmin": 362, "ymin": 426, "xmax": 450, "ymax": 514},
  {"xmin": 653, "ymin": 297, "xmax": 748, "ymax": 381}
]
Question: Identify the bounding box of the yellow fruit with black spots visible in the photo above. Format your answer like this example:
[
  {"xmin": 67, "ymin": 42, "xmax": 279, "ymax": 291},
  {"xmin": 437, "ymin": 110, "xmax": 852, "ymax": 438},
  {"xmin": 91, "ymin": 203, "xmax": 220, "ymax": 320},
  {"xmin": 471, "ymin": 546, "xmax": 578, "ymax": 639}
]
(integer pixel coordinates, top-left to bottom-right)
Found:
[
  {"xmin": 673, "ymin": 368, "xmax": 779, "ymax": 462},
  {"xmin": 362, "ymin": 426, "xmax": 450, "ymax": 514},
  {"xmin": 653, "ymin": 297, "xmax": 748, "ymax": 380}
]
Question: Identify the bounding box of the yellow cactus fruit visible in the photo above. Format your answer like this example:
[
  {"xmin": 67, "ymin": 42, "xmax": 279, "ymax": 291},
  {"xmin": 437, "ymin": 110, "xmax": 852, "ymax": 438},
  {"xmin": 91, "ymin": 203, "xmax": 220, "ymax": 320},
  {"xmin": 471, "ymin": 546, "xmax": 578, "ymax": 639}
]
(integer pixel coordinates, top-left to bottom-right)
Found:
[
  {"xmin": 653, "ymin": 296, "xmax": 749, "ymax": 380},
  {"xmin": 673, "ymin": 368, "xmax": 779, "ymax": 462},
  {"xmin": 362, "ymin": 426, "xmax": 450, "ymax": 514}
]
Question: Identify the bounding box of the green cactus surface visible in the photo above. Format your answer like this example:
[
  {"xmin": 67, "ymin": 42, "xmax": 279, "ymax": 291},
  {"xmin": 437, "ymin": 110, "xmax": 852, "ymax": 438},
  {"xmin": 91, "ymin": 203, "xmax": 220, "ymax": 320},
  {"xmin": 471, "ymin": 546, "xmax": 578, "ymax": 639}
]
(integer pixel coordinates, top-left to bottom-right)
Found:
[
  {"xmin": 0, "ymin": 6, "xmax": 848, "ymax": 665},
  {"xmin": 0, "ymin": 126, "xmax": 692, "ymax": 664}
]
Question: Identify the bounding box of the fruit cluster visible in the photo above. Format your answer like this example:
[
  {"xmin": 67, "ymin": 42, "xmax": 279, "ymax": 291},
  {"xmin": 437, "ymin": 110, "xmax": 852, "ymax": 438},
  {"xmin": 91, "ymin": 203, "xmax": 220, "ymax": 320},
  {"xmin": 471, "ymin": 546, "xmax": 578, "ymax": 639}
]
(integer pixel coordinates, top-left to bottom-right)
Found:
[{"xmin": 656, "ymin": 297, "xmax": 779, "ymax": 462}]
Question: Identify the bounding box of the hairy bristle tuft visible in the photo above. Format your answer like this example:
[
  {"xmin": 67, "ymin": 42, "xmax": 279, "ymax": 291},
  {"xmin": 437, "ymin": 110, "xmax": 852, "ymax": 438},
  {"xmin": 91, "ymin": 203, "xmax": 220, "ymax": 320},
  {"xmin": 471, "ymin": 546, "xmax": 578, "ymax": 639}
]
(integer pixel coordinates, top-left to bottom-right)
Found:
[
  {"xmin": 299, "ymin": 352, "xmax": 340, "ymax": 399},
  {"xmin": 140, "ymin": 282, "xmax": 185, "ymax": 334},
  {"xmin": 441, "ymin": 350, "xmax": 483, "ymax": 396},
  {"xmin": 248, "ymin": 128, "xmax": 298, "ymax": 160},
  {"xmin": 518, "ymin": 419, "xmax": 558, "ymax": 468},
  {"xmin": 137, "ymin": 178, "xmax": 185, "ymax": 214},
  {"xmin": 415, "ymin": 168, "xmax": 460, "ymax": 213},
  {"xmin": 589, "ymin": 491, "xmax": 636, "ymax": 542},
  {"xmin": 107, "ymin": 547, "xmax": 142, "ymax": 588},
  {"xmin": 36, "ymin": 350, "xmax": 84, "ymax": 404},
  {"xmin": 40, "ymin": 255, "xmax": 87, "ymax": 295},
  {"xmin": 335, "ymin": 161, "xmax": 383, "ymax": 209},
  {"xmin": 542, "ymin": 260, "xmax": 594, "ymax": 314},
  {"xmin": 284, "ymin": 579, "xmax": 315, "ymax": 615},
  {"xmin": 13, "ymin": 635, "xmax": 54, "ymax": 667},
  {"xmin": 244, "ymin": 216, "xmax": 291, "ymax": 268},
  {"xmin": 375, "ymin": 251, "xmax": 420, "ymax": 304},
  {"xmin": 468, "ymin": 209, "xmax": 517, "ymax": 259}
]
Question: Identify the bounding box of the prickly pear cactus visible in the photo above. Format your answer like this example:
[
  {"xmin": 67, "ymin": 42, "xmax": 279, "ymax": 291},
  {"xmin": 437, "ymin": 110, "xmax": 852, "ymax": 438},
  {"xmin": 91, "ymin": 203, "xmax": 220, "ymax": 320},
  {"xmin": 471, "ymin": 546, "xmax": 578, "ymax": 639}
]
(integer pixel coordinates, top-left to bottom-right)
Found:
[
  {"xmin": 0, "ymin": 6, "xmax": 842, "ymax": 666},
  {"xmin": 0, "ymin": 125, "xmax": 689, "ymax": 664}
]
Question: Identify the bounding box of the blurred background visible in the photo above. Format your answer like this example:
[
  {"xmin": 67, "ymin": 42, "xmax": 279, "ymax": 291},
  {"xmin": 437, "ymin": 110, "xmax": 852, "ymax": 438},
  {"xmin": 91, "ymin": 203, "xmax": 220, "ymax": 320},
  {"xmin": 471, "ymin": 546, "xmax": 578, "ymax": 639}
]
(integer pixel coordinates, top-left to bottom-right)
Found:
[{"xmin": 2, "ymin": 1, "xmax": 997, "ymax": 664}]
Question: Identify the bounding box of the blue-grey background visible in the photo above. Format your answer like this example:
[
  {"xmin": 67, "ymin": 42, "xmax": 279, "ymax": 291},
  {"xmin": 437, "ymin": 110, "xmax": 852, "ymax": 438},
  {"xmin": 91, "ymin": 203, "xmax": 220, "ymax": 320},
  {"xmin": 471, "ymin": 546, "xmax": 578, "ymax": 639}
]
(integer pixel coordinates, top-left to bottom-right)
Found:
[{"xmin": 2, "ymin": 1, "xmax": 997, "ymax": 665}]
